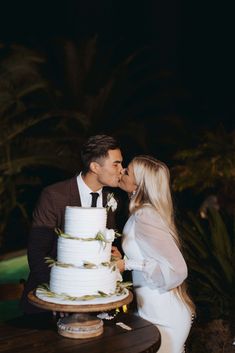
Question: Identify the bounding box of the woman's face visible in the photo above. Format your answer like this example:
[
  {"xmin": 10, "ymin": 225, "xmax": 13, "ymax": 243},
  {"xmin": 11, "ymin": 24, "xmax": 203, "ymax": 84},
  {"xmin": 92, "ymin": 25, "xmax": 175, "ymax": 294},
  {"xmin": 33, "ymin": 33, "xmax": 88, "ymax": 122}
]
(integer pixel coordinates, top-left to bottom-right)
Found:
[{"xmin": 119, "ymin": 163, "xmax": 137, "ymax": 193}]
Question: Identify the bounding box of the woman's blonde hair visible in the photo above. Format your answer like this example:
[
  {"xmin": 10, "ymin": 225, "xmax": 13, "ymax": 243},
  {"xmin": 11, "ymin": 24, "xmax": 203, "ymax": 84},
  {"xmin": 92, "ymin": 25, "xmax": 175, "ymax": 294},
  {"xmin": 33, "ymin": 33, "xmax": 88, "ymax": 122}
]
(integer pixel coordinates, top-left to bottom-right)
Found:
[{"xmin": 130, "ymin": 155, "xmax": 195, "ymax": 314}]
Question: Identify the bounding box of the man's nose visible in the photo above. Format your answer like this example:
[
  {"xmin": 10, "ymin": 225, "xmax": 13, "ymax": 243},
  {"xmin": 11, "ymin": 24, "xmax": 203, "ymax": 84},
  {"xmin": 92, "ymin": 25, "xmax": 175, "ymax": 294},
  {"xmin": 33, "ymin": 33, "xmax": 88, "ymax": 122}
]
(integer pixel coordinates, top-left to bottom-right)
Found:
[
  {"xmin": 117, "ymin": 163, "xmax": 123, "ymax": 172},
  {"xmin": 120, "ymin": 167, "xmax": 126, "ymax": 175}
]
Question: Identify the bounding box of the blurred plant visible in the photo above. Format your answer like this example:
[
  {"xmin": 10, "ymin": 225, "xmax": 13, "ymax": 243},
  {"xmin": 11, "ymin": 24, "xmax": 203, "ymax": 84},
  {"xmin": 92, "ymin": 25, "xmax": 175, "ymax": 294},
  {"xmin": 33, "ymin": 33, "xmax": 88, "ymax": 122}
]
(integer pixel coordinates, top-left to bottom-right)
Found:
[
  {"xmin": 0, "ymin": 37, "xmax": 160, "ymax": 249},
  {"xmin": 57, "ymin": 37, "xmax": 187, "ymax": 161},
  {"xmin": 187, "ymin": 319, "xmax": 231, "ymax": 353},
  {"xmin": 172, "ymin": 127, "xmax": 235, "ymax": 213},
  {"xmin": 62, "ymin": 36, "xmax": 140, "ymax": 126},
  {"xmin": 179, "ymin": 208, "xmax": 234, "ymax": 321},
  {"xmin": 0, "ymin": 43, "xmax": 88, "ymax": 248}
]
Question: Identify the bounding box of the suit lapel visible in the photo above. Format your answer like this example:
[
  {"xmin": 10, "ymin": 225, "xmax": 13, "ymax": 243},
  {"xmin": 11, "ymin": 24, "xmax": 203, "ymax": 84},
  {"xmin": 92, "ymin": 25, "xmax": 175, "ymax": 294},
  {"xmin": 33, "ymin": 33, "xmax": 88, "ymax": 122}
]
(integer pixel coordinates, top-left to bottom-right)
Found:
[
  {"xmin": 102, "ymin": 189, "xmax": 108, "ymax": 207},
  {"xmin": 103, "ymin": 188, "xmax": 116, "ymax": 229}
]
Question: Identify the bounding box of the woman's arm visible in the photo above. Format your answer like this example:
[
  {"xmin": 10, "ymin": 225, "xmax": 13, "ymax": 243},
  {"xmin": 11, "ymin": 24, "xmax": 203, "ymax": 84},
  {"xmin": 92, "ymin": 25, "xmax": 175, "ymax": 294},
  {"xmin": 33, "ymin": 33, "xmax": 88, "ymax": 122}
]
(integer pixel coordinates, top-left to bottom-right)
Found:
[{"xmin": 124, "ymin": 207, "xmax": 188, "ymax": 292}]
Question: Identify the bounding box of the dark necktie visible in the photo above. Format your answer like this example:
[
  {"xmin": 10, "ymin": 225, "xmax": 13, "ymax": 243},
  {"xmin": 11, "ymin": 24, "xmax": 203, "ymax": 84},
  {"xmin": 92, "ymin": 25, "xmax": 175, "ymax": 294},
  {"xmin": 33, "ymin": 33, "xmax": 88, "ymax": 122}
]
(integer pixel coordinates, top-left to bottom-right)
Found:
[{"xmin": 90, "ymin": 192, "xmax": 99, "ymax": 207}]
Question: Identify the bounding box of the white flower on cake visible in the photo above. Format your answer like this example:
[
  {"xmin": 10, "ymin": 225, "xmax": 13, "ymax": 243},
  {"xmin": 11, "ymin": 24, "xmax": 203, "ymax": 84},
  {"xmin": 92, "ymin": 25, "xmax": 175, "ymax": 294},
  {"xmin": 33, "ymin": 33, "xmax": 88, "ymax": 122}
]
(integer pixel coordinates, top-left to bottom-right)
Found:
[
  {"xmin": 102, "ymin": 228, "xmax": 115, "ymax": 242},
  {"xmin": 106, "ymin": 193, "xmax": 117, "ymax": 212}
]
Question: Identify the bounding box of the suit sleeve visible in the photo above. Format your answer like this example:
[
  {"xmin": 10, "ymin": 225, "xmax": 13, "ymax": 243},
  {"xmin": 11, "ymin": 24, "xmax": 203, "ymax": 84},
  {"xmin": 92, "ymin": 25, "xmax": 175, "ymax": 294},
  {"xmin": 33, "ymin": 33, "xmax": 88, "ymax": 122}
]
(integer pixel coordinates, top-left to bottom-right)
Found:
[
  {"xmin": 124, "ymin": 207, "xmax": 188, "ymax": 292},
  {"xmin": 27, "ymin": 189, "xmax": 57, "ymax": 284}
]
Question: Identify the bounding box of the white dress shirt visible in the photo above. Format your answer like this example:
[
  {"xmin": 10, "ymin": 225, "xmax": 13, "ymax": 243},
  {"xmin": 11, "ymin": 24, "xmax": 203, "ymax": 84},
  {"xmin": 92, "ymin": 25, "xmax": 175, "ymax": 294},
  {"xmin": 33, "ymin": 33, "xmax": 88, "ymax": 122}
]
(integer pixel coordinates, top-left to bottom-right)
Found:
[{"xmin": 76, "ymin": 172, "xmax": 103, "ymax": 207}]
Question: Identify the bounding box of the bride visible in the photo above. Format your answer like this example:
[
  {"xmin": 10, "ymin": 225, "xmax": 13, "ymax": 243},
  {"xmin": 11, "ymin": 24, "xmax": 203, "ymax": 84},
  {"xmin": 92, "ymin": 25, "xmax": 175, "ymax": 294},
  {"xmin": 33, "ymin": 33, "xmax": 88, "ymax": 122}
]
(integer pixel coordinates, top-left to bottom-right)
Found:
[{"xmin": 116, "ymin": 155, "xmax": 195, "ymax": 353}]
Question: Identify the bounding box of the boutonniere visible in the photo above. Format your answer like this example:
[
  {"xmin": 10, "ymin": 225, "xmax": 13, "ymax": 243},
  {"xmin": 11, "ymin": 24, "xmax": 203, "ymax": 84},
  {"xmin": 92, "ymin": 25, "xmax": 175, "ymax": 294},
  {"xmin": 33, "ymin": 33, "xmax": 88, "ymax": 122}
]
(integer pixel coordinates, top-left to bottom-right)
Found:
[{"xmin": 106, "ymin": 193, "xmax": 117, "ymax": 212}]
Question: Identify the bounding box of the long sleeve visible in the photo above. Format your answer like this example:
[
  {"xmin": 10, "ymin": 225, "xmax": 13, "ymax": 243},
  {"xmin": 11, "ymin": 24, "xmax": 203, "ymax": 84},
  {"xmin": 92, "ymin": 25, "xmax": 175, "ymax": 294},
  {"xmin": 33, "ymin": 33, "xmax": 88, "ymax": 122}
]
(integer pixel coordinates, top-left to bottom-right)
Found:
[
  {"xmin": 27, "ymin": 189, "xmax": 58, "ymax": 284},
  {"xmin": 21, "ymin": 189, "xmax": 58, "ymax": 313},
  {"xmin": 124, "ymin": 207, "xmax": 188, "ymax": 292},
  {"xmin": 21, "ymin": 177, "xmax": 77, "ymax": 313}
]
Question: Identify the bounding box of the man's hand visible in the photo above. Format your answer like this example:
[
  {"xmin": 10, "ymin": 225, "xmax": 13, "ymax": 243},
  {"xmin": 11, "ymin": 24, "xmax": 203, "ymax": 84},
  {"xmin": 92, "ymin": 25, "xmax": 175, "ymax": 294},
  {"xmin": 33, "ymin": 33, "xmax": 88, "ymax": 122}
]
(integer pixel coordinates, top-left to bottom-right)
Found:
[
  {"xmin": 116, "ymin": 259, "xmax": 125, "ymax": 273},
  {"xmin": 111, "ymin": 246, "xmax": 122, "ymax": 259}
]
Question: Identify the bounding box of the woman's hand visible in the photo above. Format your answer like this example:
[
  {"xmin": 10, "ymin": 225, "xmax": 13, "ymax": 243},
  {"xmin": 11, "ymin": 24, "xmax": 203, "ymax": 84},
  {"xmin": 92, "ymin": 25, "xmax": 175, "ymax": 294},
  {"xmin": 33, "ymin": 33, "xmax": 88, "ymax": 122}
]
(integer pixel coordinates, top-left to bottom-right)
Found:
[
  {"xmin": 111, "ymin": 246, "xmax": 122, "ymax": 259},
  {"xmin": 116, "ymin": 259, "xmax": 125, "ymax": 273}
]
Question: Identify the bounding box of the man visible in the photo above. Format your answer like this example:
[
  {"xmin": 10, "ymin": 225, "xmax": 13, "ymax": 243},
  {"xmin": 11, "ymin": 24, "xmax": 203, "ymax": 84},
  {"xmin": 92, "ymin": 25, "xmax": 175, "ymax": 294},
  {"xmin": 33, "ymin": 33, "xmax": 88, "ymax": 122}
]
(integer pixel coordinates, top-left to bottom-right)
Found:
[{"xmin": 21, "ymin": 134, "xmax": 123, "ymax": 313}]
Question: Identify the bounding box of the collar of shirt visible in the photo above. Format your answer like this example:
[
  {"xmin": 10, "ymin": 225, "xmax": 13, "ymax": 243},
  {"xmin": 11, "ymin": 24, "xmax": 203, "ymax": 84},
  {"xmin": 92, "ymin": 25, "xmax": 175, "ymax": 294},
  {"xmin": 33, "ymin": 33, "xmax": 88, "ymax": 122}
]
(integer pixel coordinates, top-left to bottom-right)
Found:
[{"xmin": 77, "ymin": 173, "xmax": 103, "ymax": 207}]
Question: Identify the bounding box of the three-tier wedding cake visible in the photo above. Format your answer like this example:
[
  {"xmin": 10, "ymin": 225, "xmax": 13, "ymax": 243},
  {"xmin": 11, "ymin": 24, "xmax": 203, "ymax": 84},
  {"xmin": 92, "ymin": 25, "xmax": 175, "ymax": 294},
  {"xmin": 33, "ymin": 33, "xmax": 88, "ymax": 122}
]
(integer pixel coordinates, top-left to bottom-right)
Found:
[{"xmin": 36, "ymin": 206, "xmax": 125, "ymax": 303}]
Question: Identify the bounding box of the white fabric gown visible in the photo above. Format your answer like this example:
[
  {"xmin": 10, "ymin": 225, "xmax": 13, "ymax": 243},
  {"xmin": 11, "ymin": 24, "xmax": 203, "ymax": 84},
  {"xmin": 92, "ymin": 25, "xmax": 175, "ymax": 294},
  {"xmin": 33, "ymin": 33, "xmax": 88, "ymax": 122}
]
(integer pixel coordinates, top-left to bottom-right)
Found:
[{"xmin": 122, "ymin": 206, "xmax": 192, "ymax": 353}]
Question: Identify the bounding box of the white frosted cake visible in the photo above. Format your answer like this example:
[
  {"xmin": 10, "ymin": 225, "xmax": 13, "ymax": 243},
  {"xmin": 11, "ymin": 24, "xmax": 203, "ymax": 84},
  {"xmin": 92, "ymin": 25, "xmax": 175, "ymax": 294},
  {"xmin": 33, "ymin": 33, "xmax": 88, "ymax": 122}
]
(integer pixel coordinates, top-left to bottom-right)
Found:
[{"xmin": 48, "ymin": 206, "xmax": 122, "ymax": 299}]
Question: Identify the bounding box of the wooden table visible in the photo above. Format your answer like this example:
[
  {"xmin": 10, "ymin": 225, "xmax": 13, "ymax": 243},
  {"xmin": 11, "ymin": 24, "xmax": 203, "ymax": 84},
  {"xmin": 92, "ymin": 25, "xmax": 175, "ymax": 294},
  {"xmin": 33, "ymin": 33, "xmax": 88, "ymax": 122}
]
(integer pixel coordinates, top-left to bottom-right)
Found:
[
  {"xmin": 28, "ymin": 290, "xmax": 134, "ymax": 339},
  {"xmin": 0, "ymin": 312, "xmax": 161, "ymax": 353}
]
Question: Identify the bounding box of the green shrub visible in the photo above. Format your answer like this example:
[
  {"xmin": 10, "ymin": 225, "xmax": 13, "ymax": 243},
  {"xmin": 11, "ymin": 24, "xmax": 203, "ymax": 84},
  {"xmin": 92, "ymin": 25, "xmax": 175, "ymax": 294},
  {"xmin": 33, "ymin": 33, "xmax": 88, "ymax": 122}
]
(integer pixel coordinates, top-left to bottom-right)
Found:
[{"xmin": 179, "ymin": 209, "xmax": 234, "ymax": 321}]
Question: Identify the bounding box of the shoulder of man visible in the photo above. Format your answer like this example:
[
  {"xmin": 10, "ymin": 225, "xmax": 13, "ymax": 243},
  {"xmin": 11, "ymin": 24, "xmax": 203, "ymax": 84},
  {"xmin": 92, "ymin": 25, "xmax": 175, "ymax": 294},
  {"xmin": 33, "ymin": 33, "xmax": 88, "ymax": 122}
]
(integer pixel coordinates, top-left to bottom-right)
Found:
[
  {"xmin": 32, "ymin": 176, "xmax": 78, "ymax": 226},
  {"xmin": 43, "ymin": 176, "xmax": 77, "ymax": 197},
  {"xmin": 34, "ymin": 176, "xmax": 78, "ymax": 211}
]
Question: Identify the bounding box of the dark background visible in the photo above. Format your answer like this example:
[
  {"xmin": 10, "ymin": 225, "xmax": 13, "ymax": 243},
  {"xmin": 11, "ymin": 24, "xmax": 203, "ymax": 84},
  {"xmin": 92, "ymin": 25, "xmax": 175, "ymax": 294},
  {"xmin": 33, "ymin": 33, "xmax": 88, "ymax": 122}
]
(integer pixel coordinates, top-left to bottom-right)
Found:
[
  {"xmin": 1, "ymin": 0, "xmax": 234, "ymax": 131},
  {"xmin": 1, "ymin": 0, "xmax": 235, "ymax": 252},
  {"xmin": 1, "ymin": 3, "xmax": 235, "ymax": 341}
]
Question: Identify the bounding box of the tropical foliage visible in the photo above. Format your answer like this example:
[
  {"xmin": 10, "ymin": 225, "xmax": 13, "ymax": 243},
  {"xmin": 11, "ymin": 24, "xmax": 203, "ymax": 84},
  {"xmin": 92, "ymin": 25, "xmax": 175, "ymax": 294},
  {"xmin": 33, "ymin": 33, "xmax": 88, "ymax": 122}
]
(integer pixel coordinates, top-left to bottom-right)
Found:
[
  {"xmin": 1, "ymin": 37, "xmax": 162, "ymax": 251},
  {"xmin": 56, "ymin": 37, "xmax": 187, "ymax": 162},
  {"xmin": 172, "ymin": 128, "xmax": 235, "ymax": 208},
  {"xmin": 0, "ymin": 43, "xmax": 88, "ymax": 249},
  {"xmin": 179, "ymin": 208, "xmax": 234, "ymax": 321}
]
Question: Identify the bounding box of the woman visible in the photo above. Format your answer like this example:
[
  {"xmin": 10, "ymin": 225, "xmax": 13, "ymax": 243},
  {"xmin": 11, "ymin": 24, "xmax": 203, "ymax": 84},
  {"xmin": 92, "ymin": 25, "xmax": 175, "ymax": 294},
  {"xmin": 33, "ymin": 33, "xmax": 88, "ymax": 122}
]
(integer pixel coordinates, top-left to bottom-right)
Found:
[{"xmin": 116, "ymin": 155, "xmax": 195, "ymax": 353}]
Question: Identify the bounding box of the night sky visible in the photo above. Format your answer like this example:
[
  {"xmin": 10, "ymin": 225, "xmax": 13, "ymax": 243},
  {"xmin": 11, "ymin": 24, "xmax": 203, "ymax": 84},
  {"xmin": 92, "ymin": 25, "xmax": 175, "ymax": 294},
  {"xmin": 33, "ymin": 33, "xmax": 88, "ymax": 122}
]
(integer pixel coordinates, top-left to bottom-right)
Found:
[
  {"xmin": 1, "ymin": 1, "xmax": 234, "ymax": 135},
  {"xmin": 0, "ymin": 1, "xmax": 235, "ymax": 253}
]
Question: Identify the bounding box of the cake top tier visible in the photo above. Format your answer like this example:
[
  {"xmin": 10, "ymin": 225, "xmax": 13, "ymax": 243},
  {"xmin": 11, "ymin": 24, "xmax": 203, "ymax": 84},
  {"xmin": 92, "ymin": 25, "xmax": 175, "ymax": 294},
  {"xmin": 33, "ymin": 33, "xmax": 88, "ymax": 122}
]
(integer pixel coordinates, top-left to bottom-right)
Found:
[{"xmin": 64, "ymin": 206, "xmax": 107, "ymax": 238}]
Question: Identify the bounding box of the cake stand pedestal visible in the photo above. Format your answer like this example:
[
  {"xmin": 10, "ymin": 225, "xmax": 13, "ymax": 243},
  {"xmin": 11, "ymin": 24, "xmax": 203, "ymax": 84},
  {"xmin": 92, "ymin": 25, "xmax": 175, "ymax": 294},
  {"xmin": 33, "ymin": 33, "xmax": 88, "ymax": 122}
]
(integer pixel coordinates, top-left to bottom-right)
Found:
[{"xmin": 28, "ymin": 290, "xmax": 133, "ymax": 339}]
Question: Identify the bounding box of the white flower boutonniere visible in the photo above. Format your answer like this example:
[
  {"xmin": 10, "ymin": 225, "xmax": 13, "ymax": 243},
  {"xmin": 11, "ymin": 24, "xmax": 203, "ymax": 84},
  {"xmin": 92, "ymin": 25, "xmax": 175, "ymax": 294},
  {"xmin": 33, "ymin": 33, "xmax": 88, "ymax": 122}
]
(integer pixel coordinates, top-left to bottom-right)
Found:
[{"xmin": 106, "ymin": 193, "xmax": 117, "ymax": 212}]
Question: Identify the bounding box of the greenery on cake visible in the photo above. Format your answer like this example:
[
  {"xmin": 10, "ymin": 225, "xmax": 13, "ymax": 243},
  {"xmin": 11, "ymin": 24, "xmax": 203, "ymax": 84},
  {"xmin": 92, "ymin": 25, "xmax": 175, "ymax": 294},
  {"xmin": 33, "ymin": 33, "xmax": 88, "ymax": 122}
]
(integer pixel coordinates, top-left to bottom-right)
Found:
[
  {"xmin": 83, "ymin": 261, "xmax": 116, "ymax": 270},
  {"xmin": 45, "ymin": 257, "xmax": 74, "ymax": 268},
  {"xmin": 116, "ymin": 281, "xmax": 132, "ymax": 294},
  {"xmin": 37, "ymin": 281, "xmax": 132, "ymax": 301},
  {"xmin": 45, "ymin": 256, "xmax": 117, "ymax": 270},
  {"xmin": 55, "ymin": 228, "xmax": 122, "ymax": 242}
]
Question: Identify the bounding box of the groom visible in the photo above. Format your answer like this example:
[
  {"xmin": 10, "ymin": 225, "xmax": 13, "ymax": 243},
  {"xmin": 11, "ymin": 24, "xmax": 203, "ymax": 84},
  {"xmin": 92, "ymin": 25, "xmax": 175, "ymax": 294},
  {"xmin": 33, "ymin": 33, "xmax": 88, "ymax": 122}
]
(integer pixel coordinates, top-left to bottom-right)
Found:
[{"xmin": 21, "ymin": 134, "xmax": 124, "ymax": 313}]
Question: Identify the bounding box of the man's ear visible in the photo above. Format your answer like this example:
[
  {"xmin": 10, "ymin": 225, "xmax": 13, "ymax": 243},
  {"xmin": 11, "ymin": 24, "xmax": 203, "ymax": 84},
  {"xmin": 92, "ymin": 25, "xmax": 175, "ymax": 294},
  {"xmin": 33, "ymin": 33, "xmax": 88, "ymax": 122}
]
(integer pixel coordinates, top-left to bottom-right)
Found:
[{"xmin": 90, "ymin": 161, "xmax": 100, "ymax": 174}]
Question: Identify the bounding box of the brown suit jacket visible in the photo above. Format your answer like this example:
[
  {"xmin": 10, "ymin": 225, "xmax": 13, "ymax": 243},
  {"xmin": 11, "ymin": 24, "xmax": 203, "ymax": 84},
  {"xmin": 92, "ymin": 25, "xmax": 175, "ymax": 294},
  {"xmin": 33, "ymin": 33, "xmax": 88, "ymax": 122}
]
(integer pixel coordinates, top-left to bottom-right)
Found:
[{"xmin": 21, "ymin": 176, "xmax": 116, "ymax": 313}]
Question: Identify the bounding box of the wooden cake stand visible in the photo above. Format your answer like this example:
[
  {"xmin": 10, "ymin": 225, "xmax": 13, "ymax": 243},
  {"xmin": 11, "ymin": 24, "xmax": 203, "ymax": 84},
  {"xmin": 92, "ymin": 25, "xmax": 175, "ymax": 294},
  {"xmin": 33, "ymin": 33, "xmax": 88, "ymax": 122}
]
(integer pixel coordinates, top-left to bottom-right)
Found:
[{"xmin": 28, "ymin": 290, "xmax": 133, "ymax": 339}]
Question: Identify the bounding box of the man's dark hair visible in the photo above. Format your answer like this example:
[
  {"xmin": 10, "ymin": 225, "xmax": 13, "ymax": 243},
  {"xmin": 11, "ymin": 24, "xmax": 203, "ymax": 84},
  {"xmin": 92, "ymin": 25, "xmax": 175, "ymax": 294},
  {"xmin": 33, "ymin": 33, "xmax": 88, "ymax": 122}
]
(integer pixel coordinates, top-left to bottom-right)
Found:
[{"xmin": 81, "ymin": 134, "xmax": 120, "ymax": 173}]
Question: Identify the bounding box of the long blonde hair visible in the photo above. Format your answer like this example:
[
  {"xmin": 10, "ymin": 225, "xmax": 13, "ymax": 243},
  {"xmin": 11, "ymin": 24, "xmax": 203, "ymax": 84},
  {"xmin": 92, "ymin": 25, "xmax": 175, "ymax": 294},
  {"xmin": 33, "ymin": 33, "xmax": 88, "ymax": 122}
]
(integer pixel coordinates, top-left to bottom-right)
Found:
[{"xmin": 130, "ymin": 155, "xmax": 195, "ymax": 314}]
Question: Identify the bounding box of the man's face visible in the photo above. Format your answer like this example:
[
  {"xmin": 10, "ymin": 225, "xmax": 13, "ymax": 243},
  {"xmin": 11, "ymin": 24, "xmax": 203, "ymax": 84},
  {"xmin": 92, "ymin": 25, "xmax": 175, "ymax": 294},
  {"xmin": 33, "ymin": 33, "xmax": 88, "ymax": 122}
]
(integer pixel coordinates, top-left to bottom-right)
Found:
[{"xmin": 95, "ymin": 149, "xmax": 123, "ymax": 187}]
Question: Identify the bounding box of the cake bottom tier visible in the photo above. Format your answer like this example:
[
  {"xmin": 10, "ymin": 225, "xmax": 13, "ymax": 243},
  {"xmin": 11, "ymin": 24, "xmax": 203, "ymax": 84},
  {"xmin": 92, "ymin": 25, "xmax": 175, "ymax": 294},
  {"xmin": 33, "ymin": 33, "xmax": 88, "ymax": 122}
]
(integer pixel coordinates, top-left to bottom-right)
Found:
[{"xmin": 50, "ymin": 265, "xmax": 120, "ymax": 297}]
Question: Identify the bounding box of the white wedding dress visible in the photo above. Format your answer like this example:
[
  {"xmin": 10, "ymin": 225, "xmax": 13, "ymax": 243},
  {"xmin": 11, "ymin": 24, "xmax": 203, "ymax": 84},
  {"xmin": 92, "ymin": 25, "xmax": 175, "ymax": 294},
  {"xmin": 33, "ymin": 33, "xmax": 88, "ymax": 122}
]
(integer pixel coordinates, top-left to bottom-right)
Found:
[{"xmin": 122, "ymin": 206, "xmax": 192, "ymax": 353}]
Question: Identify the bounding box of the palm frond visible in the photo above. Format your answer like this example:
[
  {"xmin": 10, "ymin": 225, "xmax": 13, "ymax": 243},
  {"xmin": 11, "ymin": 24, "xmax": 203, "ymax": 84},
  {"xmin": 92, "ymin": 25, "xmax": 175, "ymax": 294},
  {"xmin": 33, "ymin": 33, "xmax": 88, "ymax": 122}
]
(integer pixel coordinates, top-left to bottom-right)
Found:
[{"xmin": 180, "ymin": 210, "xmax": 234, "ymax": 319}]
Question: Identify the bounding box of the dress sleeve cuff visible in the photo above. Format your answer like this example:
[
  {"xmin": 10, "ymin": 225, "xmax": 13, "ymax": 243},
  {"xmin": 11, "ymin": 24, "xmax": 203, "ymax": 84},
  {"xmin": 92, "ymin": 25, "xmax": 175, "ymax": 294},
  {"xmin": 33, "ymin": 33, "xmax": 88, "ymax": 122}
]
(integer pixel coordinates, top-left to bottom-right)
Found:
[{"xmin": 124, "ymin": 258, "xmax": 144, "ymax": 271}]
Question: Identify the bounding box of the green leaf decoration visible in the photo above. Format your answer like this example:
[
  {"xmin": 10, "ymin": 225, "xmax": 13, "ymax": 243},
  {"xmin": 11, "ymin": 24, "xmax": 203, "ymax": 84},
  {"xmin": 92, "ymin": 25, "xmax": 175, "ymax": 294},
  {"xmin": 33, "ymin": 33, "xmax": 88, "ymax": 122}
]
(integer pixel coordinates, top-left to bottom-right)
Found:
[
  {"xmin": 172, "ymin": 127, "xmax": 235, "ymax": 194},
  {"xmin": 44, "ymin": 257, "xmax": 56, "ymax": 267},
  {"xmin": 83, "ymin": 262, "xmax": 97, "ymax": 269},
  {"xmin": 55, "ymin": 227, "xmax": 122, "ymax": 243},
  {"xmin": 101, "ymin": 262, "xmax": 110, "ymax": 267},
  {"xmin": 38, "ymin": 283, "xmax": 50, "ymax": 291},
  {"xmin": 44, "ymin": 256, "xmax": 117, "ymax": 270},
  {"xmin": 114, "ymin": 232, "xmax": 122, "ymax": 238},
  {"xmin": 36, "ymin": 281, "xmax": 131, "ymax": 301},
  {"xmin": 97, "ymin": 291, "xmax": 108, "ymax": 297}
]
